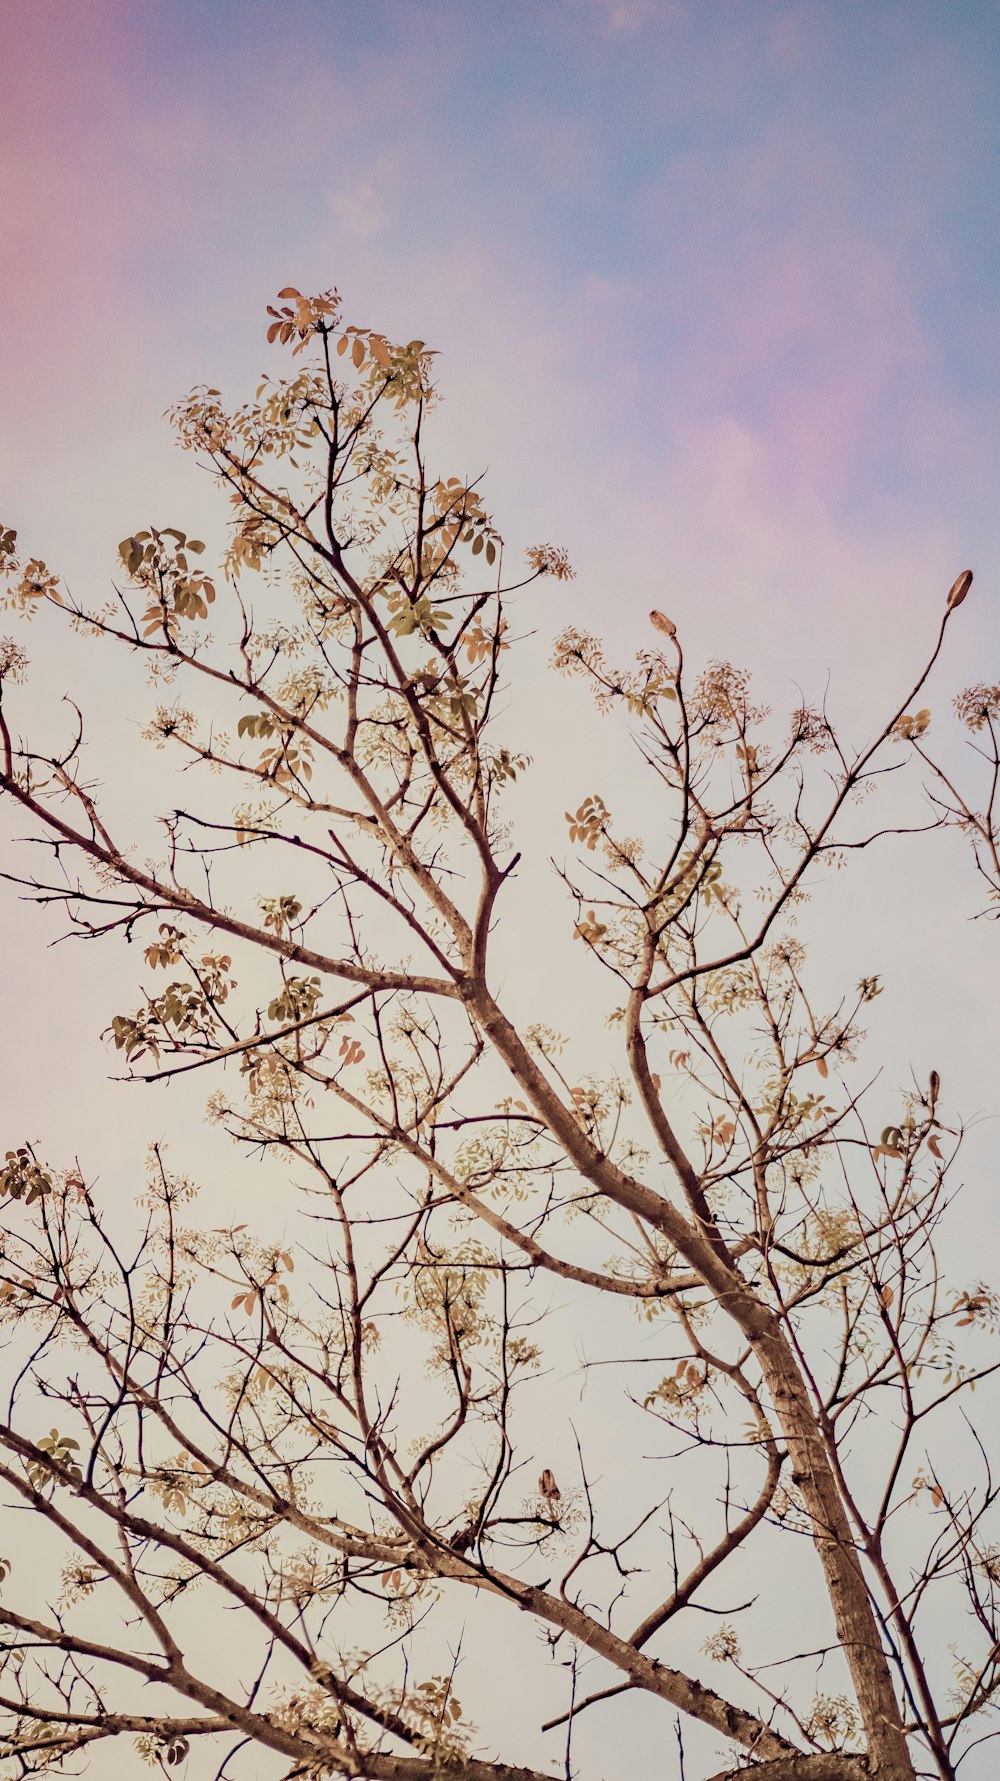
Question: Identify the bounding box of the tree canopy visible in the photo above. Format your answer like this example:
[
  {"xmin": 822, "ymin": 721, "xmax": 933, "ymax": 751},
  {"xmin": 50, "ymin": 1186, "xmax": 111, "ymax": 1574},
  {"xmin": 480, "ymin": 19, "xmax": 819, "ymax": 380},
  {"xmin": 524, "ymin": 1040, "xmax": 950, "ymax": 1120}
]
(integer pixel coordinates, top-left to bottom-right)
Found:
[{"xmin": 0, "ymin": 288, "xmax": 998, "ymax": 1781}]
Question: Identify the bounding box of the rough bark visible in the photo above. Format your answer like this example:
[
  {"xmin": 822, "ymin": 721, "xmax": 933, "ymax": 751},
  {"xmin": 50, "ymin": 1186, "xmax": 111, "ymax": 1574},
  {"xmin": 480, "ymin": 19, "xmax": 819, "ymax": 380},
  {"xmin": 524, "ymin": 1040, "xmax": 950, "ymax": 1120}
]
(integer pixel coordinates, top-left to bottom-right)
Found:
[{"xmin": 707, "ymin": 1758, "xmax": 869, "ymax": 1781}]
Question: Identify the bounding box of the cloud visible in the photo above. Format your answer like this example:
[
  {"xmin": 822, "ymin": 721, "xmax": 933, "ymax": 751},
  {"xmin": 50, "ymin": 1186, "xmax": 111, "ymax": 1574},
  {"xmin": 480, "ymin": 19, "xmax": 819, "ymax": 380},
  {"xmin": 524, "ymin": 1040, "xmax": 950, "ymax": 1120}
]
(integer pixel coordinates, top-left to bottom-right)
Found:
[
  {"xmin": 328, "ymin": 156, "xmax": 398, "ymax": 239},
  {"xmin": 575, "ymin": 0, "xmax": 677, "ymax": 34}
]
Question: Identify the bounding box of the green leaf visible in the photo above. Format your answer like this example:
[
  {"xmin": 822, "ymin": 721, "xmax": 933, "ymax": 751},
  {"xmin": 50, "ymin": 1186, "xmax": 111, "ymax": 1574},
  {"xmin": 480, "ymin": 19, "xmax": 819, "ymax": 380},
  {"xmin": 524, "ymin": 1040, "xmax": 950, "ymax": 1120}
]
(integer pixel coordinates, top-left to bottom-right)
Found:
[{"xmin": 238, "ymin": 713, "xmax": 276, "ymax": 739}]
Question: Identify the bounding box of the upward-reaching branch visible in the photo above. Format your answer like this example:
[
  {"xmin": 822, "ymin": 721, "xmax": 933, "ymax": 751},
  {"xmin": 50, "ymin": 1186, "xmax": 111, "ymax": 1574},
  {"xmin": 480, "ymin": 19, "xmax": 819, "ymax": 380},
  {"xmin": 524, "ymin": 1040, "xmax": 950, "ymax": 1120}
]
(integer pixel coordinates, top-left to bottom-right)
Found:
[{"xmin": 0, "ymin": 289, "xmax": 990, "ymax": 1781}]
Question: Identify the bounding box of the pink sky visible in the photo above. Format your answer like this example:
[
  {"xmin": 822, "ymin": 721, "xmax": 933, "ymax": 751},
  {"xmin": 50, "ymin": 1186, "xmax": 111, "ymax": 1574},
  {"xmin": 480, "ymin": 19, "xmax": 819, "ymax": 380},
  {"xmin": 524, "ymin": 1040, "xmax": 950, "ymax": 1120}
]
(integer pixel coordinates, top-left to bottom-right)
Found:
[{"xmin": 3, "ymin": 0, "xmax": 998, "ymax": 1205}]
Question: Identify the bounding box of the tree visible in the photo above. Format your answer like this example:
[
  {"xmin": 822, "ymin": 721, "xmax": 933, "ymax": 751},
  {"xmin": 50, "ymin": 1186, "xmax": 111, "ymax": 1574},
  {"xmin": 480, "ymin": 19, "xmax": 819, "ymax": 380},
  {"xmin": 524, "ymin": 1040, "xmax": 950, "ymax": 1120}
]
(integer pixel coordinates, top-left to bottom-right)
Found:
[{"xmin": 0, "ymin": 286, "xmax": 996, "ymax": 1781}]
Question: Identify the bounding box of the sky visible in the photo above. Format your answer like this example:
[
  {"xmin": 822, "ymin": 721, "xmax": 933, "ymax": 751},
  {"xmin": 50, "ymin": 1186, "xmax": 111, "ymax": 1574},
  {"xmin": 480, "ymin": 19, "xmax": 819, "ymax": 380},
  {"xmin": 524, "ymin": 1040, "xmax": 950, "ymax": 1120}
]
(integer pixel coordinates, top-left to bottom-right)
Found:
[
  {"xmin": 6, "ymin": 0, "xmax": 1000, "ymax": 624},
  {"xmin": 2, "ymin": 1, "xmax": 1000, "ymax": 1776},
  {"xmin": 3, "ymin": 0, "xmax": 999, "ymax": 1196}
]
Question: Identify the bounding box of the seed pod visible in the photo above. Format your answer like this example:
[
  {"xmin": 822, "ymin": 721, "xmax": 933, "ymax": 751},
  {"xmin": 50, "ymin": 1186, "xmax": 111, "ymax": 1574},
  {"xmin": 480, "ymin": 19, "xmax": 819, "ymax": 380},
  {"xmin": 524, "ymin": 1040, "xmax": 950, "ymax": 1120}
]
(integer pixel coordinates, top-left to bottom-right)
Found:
[{"xmin": 946, "ymin": 570, "xmax": 973, "ymax": 610}]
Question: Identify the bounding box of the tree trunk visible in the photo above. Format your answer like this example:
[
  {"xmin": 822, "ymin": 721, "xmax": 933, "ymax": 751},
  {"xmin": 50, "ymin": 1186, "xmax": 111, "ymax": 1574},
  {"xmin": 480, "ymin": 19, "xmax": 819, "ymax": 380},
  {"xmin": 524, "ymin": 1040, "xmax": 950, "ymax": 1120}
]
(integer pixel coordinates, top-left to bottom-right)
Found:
[
  {"xmin": 749, "ymin": 1318, "xmax": 915, "ymax": 1780},
  {"xmin": 473, "ymin": 989, "xmax": 916, "ymax": 1778}
]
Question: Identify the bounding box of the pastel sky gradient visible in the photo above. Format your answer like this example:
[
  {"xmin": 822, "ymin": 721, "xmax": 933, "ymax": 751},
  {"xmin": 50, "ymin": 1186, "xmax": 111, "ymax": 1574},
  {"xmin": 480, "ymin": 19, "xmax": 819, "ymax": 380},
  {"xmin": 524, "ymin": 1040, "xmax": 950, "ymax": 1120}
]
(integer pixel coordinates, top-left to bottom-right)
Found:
[
  {"xmin": 4, "ymin": 0, "xmax": 999, "ymax": 1114},
  {"xmin": 2, "ymin": 7, "xmax": 1000, "ymax": 1773},
  {"xmin": 5, "ymin": 0, "xmax": 1000, "ymax": 659}
]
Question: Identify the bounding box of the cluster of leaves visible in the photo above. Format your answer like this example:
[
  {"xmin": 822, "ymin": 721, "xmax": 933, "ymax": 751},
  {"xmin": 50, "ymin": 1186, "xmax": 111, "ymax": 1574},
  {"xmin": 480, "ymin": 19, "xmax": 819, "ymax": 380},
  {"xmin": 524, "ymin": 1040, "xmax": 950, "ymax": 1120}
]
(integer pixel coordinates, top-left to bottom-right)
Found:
[
  {"xmin": 565, "ymin": 793, "xmax": 607, "ymax": 849},
  {"xmin": 0, "ymin": 527, "xmax": 62, "ymax": 614},
  {"xmin": 109, "ymin": 953, "xmax": 234, "ymax": 1065},
  {"xmin": 265, "ymin": 286, "xmax": 341, "ymax": 350},
  {"xmin": 0, "ymin": 1147, "xmax": 52, "ymax": 1205},
  {"xmin": 893, "ymin": 706, "xmax": 932, "ymax": 741},
  {"xmin": 118, "ymin": 528, "xmax": 216, "ymax": 640},
  {"xmin": 267, "ymin": 975, "xmax": 322, "ymax": 1025},
  {"xmin": 954, "ymin": 682, "xmax": 1000, "ymax": 732},
  {"xmin": 26, "ymin": 1430, "xmax": 82, "ymax": 1493},
  {"xmin": 230, "ymin": 1249, "xmax": 294, "ymax": 1319}
]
